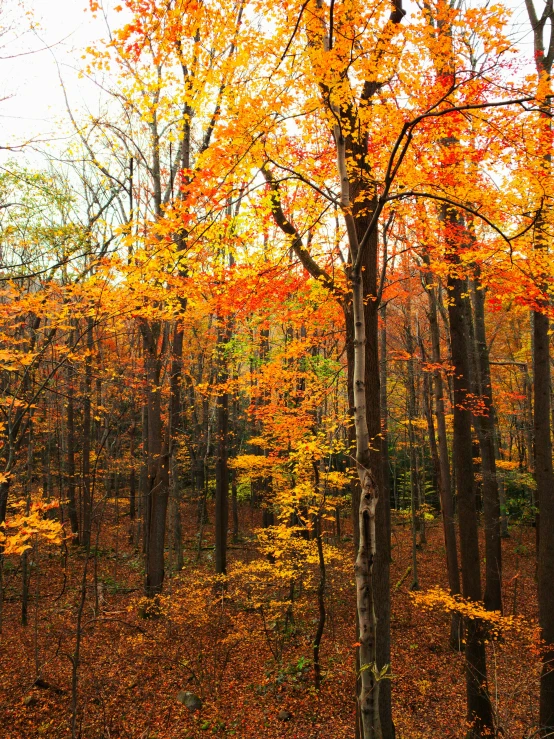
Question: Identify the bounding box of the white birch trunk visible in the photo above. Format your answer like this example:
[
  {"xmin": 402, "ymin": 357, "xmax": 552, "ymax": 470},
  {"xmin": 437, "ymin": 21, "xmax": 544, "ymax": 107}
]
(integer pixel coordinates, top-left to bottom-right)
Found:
[{"xmin": 352, "ymin": 271, "xmax": 381, "ymax": 739}]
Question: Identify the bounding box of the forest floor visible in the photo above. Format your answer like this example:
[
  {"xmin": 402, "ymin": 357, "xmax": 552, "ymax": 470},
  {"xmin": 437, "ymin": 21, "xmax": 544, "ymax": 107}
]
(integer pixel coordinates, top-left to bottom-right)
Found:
[{"xmin": 0, "ymin": 502, "xmax": 540, "ymax": 739}]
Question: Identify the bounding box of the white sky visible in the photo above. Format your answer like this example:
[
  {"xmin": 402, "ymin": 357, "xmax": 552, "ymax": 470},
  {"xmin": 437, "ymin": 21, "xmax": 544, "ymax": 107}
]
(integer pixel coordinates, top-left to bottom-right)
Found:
[
  {"xmin": 0, "ymin": 0, "xmax": 540, "ymax": 166},
  {"xmin": 0, "ymin": 0, "xmax": 118, "ymax": 159}
]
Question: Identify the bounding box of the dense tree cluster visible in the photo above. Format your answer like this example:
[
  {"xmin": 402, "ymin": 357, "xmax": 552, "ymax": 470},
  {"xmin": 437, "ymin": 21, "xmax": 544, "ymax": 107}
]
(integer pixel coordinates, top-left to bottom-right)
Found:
[{"xmin": 1, "ymin": 0, "xmax": 554, "ymax": 737}]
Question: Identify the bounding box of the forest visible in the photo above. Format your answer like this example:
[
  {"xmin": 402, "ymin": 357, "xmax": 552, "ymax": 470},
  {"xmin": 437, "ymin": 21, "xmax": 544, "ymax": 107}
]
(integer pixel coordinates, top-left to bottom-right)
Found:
[{"xmin": 0, "ymin": 0, "xmax": 553, "ymax": 737}]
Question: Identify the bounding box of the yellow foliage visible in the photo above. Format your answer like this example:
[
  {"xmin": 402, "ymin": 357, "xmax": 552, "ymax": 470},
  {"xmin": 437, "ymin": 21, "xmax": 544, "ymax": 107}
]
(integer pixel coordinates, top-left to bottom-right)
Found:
[
  {"xmin": 495, "ymin": 459, "xmax": 521, "ymax": 471},
  {"xmin": 0, "ymin": 500, "xmax": 64, "ymax": 556},
  {"xmin": 410, "ymin": 586, "xmax": 538, "ymax": 644},
  {"xmin": 229, "ymin": 454, "xmax": 275, "ymax": 482}
]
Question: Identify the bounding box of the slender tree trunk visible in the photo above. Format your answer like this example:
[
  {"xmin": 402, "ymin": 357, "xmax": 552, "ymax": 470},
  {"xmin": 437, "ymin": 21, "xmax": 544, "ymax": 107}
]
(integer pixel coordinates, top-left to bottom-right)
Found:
[
  {"xmin": 422, "ymin": 264, "xmax": 461, "ymax": 647},
  {"xmin": 405, "ymin": 302, "xmax": 423, "ymax": 573},
  {"xmin": 231, "ymin": 471, "xmax": 239, "ymax": 543},
  {"xmin": 421, "ymin": 348, "xmax": 440, "ymax": 503},
  {"xmin": 519, "ymin": 5, "xmax": 554, "ymax": 725},
  {"xmin": 81, "ymin": 317, "xmax": 94, "ymax": 549},
  {"xmin": 129, "ymin": 423, "xmax": 136, "ymax": 523},
  {"xmin": 535, "ymin": 306, "xmax": 554, "ymax": 732},
  {"xmin": 140, "ymin": 402, "xmax": 149, "ymax": 553},
  {"xmin": 21, "ymin": 422, "xmax": 33, "ymax": 626},
  {"xmin": 523, "ymin": 362, "xmax": 534, "ymax": 477},
  {"xmin": 141, "ymin": 322, "xmax": 169, "ymax": 597},
  {"xmin": 364, "ymin": 254, "xmax": 392, "ymax": 739},
  {"xmin": 66, "ymin": 345, "xmax": 80, "ymax": 544},
  {"xmin": 352, "ymin": 270, "xmax": 381, "ymax": 739},
  {"xmin": 215, "ymin": 322, "xmax": 230, "ymax": 576},
  {"xmin": 313, "ymin": 510, "xmax": 326, "ymax": 691},
  {"xmin": 446, "ymin": 215, "xmax": 493, "ymax": 737},
  {"xmin": 0, "ymin": 479, "xmax": 10, "ymax": 525},
  {"xmin": 470, "ymin": 274, "xmax": 503, "ymax": 612},
  {"xmin": 379, "ymin": 304, "xmax": 391, "ymax": 515},
  {"xmin": 169, "ymin": 316, "xmax": 185, "ymax": 571},
  {"xmin": 169, "ymin": 455, "xmax": 184, "ymax": 571}
]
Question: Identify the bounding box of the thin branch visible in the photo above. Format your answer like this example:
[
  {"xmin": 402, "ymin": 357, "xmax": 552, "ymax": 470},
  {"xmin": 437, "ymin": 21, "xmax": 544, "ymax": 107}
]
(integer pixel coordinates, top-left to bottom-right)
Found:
[
  {"xmin": 262, "ymin": 166, "xmax": 339, "ymax": 296},
  {"xmin": 353, "ymin": 95, "xmax": 535, "ymax": 273},
  {"xmin": 278, "ymin": 0, "xmax": 310, "ymax": 66},
  {"xmin": 386, "ymin": 190, "xmax": 540, "ymax": 245}
]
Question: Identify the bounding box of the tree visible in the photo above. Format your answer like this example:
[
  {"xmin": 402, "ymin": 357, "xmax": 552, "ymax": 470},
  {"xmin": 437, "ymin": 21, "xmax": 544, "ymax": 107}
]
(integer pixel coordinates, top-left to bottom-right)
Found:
[{"xmin": 525, "ymin": 0, "xmax": 554, "ymax": 731}]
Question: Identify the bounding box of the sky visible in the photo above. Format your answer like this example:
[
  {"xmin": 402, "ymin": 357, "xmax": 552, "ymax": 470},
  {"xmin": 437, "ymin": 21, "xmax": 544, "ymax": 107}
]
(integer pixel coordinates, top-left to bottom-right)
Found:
[
  {"xmin": 0, "ymin": 0, "xmax": 118, "ymax": 159},
  {"xmin": 0, "ymin": 0, "xmax": 541, "ymax": 167}
]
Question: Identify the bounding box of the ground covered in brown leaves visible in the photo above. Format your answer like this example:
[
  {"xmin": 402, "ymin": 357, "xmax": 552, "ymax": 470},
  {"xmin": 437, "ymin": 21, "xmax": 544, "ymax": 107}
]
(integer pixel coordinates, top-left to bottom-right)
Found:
[{"xmin": 0, "ymin": 504, "xmax": 540, "ymax": 739}]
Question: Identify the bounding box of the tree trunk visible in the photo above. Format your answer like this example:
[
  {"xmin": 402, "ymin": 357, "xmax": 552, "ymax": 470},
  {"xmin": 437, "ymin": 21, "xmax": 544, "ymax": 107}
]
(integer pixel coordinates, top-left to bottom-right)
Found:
[
  {"xmin": 129, "ymin": 423, "xmax": 136, "ymax": 523},
  {"xmin": 535, "ymin": 306, "xmax": 554, "ymax": 732},
  {"xmin": 140, "ymin": 402, "xmax": 149, "ymax": 553},
  {"xmin": 446, "ymin": 225, "xmax": 493, "ymax": 736},
  {"xmin": 169, "ymin": 316, "xmax": 185, "ymax": 571},
  {"xmin": 313, "ymin": 510, "xmax": 326, "ymax": 691},
  {"xmin": 215, "ymin": 322, "xmax": 230, "ymax": 576},
  {"xmin": 81, "ymin": 317, "xmax": 94, "ymax": 549},
  {"xmin": 405, "ymin": 301, "xmax": 423, "ymax": 579},
  {"xmin": 142, "ymin": 321, "xmax": 169, "ymax": 597},
  {"xmin": 379, "ymin": 304, "xmax": 391, "ymax": 514},
  {"xmin": 66, "ymin": 347, "xmax": 80, "ymax": 544},
  {"xmin": 420, "ymin": 345, "xmax": 440, "ymax": 505},
  {"xmin": 470, "ymin": 274, "xmax": 502, "ymax": 612},
  {"xmin": 524, "ymin": 3, "xmax": 554, "ymax": 726},
  {"xmin": 231, "ymin": 471, "xmax": 239, "ymax": 543},
  {"xmin": 169, "ymin": 455, "xmax": 184, "ymax": 571},
  {"xmin": 422, "ymin": 264, "xmax": 462, "ymax": 647},
  {"xmin": 364, "ymin": 254, "xmax": 393, "ymax": 739},
  {"xmin": 352, "ymin": 270, "xmax": 382, "ymax": 739}
]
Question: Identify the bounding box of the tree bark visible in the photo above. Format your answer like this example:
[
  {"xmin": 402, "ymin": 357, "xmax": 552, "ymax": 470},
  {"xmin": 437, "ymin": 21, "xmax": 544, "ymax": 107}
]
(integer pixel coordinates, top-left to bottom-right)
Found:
[
  {"xmin": 129, "ymin": 423, "xmax": 136, "ymax": 524},
  {"xmin": 422, "ymin": 263, "xmax": 461, "ymax": 646},
  {"xmin": 81, "ymin": 317, "xmax": 94, "ymax": 549},
  {"xmin": 524, "ymin": 1, "xmax": 554, "ymax": 728},
  {"xmin": 379, "ymin": 304, "xmax": 391, "ymax": 515},
  {"xmin": 470, "ymin": 274, "xmax": 503, "ymax": 612},
  {"xmin": 535, "ymin": 307, "xmax": 554, "ymax": 732},
  {"xmin": 141, "ymin": 321, "xmax": 169, "ymax": 597},
  {"xmin": 446, "ymin": 214, "xmax": 493, "ymax": 737},
  {"xmin": 352, "ymin": 270, "xmax": 382, "ymax": 739},
  {"xmin": 66, "ymin": 339, "xmax": 80, "ymax": 544},
  {"xmin": 404, "ymin": 305, "xmax": 420, "ymax": 589},
  {"xmin": 215, "ymin": 322, "xmax": 230, "ymax": 576},
  {"xmin": 169, "ymin": 315, "xmax": 185, "ymax": 571}
]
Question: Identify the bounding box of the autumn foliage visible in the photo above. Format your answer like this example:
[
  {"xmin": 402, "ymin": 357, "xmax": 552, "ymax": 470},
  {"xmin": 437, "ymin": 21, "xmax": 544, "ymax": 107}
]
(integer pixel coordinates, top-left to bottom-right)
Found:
[{"xmin": 0, "ymin": 0, "xmax": 553, "ymax": 737}]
